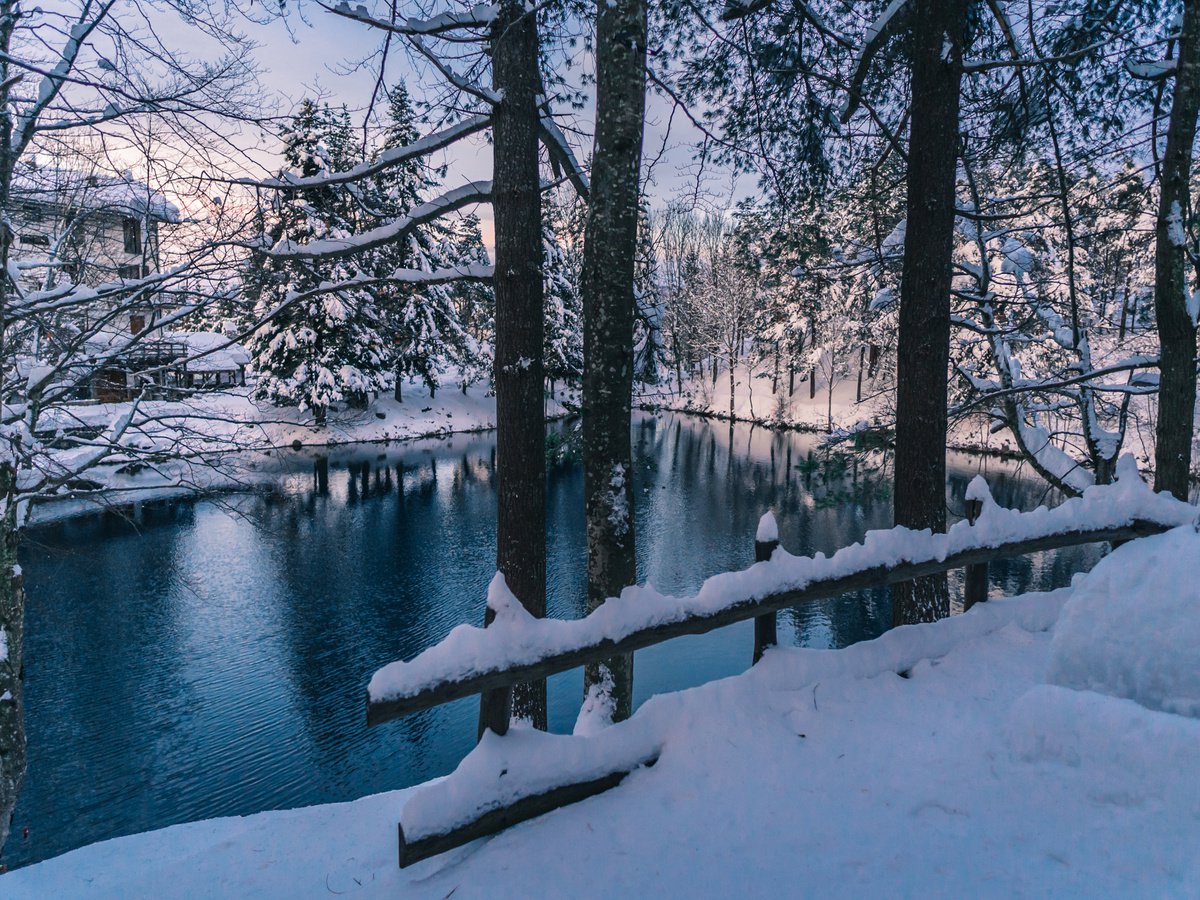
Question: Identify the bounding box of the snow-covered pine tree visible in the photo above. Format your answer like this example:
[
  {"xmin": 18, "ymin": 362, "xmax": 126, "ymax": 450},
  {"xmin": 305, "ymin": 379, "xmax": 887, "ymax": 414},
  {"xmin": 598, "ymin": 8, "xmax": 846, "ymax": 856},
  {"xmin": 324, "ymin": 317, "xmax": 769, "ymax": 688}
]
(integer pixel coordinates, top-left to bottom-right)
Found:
[
  {"xmin": 633, "ymin": 202, "xmax": 664, "ymax": 386},
  {"xmin": 542, "ymin": 189, "xmax": 584, "ymax": 392},
  {"xmin": 444, "ymin": 214, "xmax": 494, "ymax": 392},
  {"xmin": 367, "ymin": 84, "xmax": 474, "ymax": 401},
  {"xmin": 246, "ymin": 100, "xmax": 391, "ymax": 425}
]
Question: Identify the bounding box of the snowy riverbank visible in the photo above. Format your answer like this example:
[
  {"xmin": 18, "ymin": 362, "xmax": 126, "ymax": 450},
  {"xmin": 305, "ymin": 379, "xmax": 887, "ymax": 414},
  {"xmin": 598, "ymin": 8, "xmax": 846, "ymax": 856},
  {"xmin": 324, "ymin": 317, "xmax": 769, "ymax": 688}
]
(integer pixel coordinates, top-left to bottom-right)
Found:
[
  {"xmin": 27, "ymin": 378, "xmax": 578, "ymax": 523},
  {"xmin": 6, "ymin": 523, "xmax": 1198, "ymax": 897},
  {"xmin": 640, "ymin": 363, "xmax": 1168, "ymax": 473}
]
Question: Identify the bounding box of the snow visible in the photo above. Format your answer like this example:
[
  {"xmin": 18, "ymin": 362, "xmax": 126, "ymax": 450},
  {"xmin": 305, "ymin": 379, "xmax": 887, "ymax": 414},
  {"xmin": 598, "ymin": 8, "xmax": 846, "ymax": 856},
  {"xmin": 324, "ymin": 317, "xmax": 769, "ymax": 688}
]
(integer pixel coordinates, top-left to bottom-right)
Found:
[
  {"xmin": 1046, "ymin": 526, "xmax": 1200, "ymax": 718},
  {"xmin": 367, "ymin": 463, "xmax": 1193, "ymax": 710},
  {"xmin": 11, "ymin": 166, "xmax": 179, "ymax": 223},
  {"xmin": 165, "ymin": 331, "xmax": 251, "ymax": 373},
  {"xmin": 1126, "ymin": 58, "xmax": 1178, "ymax": 79},
  {"xmin": 257, "ymin": 116, "xmax": 491, "ymax": 191},
  {"xmin": 26, "ymin": 373, "xmax": 578, "ymax": 525},
  {"xmin": 1168, "ymin": 200, "xmax": 1187, "ymax": 248},
  {"xmin": 402, "ymin": 724, "xmax": 659, "ymax": 843},
  {"xmin": 270, "ymin": 182, "xmax": 492, "ymax": 260},
  {"xmin": 10, "ymin": 528, "xmax": 1200, "ymax": 896},
  {"xmin": 755, "ymin": 509, "xmax": 778, "ymax": 543},
  {"xmin": 573, "ymin": 668, "xmax": 616, "ymax": 737}
]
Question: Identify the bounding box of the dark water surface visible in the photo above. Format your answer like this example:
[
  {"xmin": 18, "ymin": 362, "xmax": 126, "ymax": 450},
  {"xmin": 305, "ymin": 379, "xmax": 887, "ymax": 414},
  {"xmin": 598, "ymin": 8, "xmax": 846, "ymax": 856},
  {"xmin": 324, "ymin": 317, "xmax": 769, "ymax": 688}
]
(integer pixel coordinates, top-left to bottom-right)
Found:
[{"xmin": 8, "ymin": 414, "xmax": 1101, "ymax": 868}]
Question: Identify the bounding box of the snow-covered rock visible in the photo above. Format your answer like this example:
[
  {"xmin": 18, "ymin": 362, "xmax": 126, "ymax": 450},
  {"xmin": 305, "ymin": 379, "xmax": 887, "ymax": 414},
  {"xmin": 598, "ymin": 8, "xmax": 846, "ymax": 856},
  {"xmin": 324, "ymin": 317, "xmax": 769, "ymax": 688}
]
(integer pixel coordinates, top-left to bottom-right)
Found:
[{"xmin": 1046, "ymin": 526, "xmax": 1200, "ymax": 718}]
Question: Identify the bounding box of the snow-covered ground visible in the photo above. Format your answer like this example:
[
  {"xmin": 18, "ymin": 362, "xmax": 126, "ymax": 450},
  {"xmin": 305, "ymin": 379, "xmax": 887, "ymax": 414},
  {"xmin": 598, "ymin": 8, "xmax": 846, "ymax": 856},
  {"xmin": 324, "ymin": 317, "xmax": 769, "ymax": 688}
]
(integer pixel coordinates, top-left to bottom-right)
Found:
[
  {"xmin": 49, "ymin": 376, "xmax": 576, "ymax": 451},
  {"xmin": 7, "ymin": 521, "xmax": 1198, "ymax": 897},
  {"xmin": 640, "ymin": 362, "xmax": 1166, "ymax": 471},
  {"xmin": 28, "ymin": 377, "xmax": 578, "ymax": 522}
]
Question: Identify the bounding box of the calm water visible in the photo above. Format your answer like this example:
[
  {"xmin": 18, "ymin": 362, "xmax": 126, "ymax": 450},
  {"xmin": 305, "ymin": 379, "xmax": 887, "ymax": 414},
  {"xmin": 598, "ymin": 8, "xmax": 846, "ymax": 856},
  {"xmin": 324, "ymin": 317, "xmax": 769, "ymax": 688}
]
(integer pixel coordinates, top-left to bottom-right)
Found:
[{"xmin": 8, "ymin": 414, "xmax": 1101, "ymax": 868}]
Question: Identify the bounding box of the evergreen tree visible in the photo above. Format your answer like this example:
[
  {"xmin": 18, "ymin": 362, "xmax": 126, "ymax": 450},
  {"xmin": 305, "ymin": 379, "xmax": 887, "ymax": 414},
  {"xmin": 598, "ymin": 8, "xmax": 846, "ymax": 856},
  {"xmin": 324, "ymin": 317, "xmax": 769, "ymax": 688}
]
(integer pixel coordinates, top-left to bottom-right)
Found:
[
  {"xmin": 633, "ymin": 203, "xmax": 663, "ymax": 386},
  {"xmin": 367, "ymin": 84, "xmax": 479, "ymax": 401},
  {"xmin": 543, "ymin": 190, "xmax": 584, "ymax": 389},
  {"xmin": 445, "ymin": 213, "xmax": 495, "ymax": 391},
  {"xmin": 246, "ymin": 100, "xmax": 390, "ymax": 425}
]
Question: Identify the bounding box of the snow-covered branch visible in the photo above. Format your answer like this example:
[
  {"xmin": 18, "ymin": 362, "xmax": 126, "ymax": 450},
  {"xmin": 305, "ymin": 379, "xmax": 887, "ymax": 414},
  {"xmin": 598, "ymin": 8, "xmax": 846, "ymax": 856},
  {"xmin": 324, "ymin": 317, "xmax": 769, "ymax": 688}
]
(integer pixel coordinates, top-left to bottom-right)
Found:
[
  {"xmin": 539, "ymin": 114, "xmax": 589, "ymax": 199},
  {"xmin": 326, "ymin": 2, "xmax": 498, "ymax": 36},
  {"xmin": 840, "ymin": 0, "xmax": 910, "ymax": 124},
  {"xmin": 267, "ymin": 181, "xmax": 492, "ymax": 260},
  {"xmin": 9, "ymin": 2, "xmax": 118, "ymax": 157},
  {"xmin": 244, "ymin": 115, "xmax": 491, "ymax": 191}
]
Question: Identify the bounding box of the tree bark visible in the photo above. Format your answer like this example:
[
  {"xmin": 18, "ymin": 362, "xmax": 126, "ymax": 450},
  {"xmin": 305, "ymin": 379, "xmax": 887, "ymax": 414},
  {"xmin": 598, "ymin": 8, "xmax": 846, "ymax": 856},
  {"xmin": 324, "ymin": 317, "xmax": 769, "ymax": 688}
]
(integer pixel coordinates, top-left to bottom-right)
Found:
[
  {"xmin": 481, "ymin": 0, "xmax": 548, "ymax": 731},
  {"xmin": 581, "ymin": 0, "xmax": 646, "ymax": 723},
  {"xmin": 1154, "ymin": 0, "xmax": 1200, "ymax": 500},
  {"xmin": 0, "ymin": 467, "xmax": 24, "ymax": 859},
  {"xmin": 891, "ymin": 0, "xmax": 967, "ymax": 627},
  {"xmin": 0, "ymin": 4, "xmax": 26, "ymax": 851},
  {"xmin": 728, "ymin": 357, "xmax": 735, "ymax": 419}
]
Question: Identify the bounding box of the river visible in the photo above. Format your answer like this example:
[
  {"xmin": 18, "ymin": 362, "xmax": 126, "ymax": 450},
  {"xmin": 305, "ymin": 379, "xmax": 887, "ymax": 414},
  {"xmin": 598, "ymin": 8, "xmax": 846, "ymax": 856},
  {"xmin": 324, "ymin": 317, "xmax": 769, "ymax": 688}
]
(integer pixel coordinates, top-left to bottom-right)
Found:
[{"xmin": 8, "ymin": 413, "xmax": 1101, "ymax": 868}]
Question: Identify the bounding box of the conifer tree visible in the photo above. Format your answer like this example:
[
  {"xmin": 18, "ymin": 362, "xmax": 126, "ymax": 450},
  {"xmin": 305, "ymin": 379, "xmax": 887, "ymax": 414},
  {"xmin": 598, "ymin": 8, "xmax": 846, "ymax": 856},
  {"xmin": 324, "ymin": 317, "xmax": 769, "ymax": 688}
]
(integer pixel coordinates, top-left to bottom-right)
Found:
[
  {"xmin": 368, "ymin": 85, "xmax": 472, "ymax": 401},
  {"xmin": 543, "ymin": 193, "xmax": 584, "ymax": 389},
  {"xmin": 246, "ymin": 100, "xmax": 391, "ymax": 425}
]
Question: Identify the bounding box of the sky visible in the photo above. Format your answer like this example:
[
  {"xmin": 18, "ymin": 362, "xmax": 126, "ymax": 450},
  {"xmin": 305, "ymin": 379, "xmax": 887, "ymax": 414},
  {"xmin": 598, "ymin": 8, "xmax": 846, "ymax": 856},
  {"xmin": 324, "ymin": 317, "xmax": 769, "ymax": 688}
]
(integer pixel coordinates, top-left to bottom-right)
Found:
[{"xmin": 234, "ymin": 5, "xmax": 750, "ymax": 250}]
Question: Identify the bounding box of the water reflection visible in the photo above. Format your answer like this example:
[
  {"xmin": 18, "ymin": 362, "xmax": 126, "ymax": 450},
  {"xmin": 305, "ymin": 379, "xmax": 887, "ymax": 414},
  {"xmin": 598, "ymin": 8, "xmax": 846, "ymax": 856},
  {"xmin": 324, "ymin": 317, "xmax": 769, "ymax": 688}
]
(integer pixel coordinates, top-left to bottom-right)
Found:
[{"xmin": 10, "ymin": 413, "xmax": 1102, "ymax": 868}]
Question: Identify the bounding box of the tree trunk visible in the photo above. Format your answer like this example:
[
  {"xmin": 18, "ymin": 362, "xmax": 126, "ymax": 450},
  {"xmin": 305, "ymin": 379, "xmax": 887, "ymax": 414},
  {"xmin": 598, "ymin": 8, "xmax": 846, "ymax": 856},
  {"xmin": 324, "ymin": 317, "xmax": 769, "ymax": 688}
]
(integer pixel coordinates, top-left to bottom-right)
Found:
[
  {"xmin": 580, "ymin": 0, "xmax": 646, "ymax": 723},
  {"xmin": 728, "ymin": 357, "xmax": 735, "ymax": 419},
  {"xmin": 1154, "ymin": 0, "xmax": 1200, "ymax": 500},
  {"xmin": 394, "ymin": 373, "xmax": 403, "ymax": 402},
  {"xmin": 481, "ymin": 0, "xmax": 548, "ymax": 731},
  {"xmin": 0, "ymin": 469, "xmax": 25, "ymax": 858},
  {"xmin": 1118, "ymin": 282, "xmax": 1130, "ymax": 342},
  {"xmin": 0, "ymin": 11, "xmax": 26, "ymax": 850},
  {"xmin": 891, "ymin": 0, "xmax": 967, "ymax": 627},
  {"xmin": 827, "ymin": 366, "xmax": 834, "ymax": 433}
]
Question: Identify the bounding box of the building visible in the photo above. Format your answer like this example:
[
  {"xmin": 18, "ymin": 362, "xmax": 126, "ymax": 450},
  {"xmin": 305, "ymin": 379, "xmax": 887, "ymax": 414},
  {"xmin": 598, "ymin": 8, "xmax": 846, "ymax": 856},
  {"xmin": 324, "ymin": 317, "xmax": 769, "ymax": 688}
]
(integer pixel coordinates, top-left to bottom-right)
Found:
[
  {"xmin": 11, "ymin": 162, "xmax": 180, "ymax": 299},
  {"xmin": 11, "ymin": 161, "xmax": 247, "ymax": 402}
]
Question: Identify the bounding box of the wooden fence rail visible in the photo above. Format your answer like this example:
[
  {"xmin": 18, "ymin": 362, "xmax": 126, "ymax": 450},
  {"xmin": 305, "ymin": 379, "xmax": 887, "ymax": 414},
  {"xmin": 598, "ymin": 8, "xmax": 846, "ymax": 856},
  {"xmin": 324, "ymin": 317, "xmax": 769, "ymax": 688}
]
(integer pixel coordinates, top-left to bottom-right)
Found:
[
  {"xmin": 368, "ymin": 518, "xmax": 1169, "ymax": 728},
  {"xmin": 366, "ymin": 479, "xmax": 1197, "ymax": 867}
]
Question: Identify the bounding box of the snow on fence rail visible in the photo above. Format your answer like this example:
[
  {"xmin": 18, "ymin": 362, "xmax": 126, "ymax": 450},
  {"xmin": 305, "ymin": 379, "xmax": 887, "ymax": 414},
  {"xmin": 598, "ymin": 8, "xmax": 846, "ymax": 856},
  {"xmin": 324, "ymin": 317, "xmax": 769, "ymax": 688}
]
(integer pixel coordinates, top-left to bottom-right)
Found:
[
  {"xmin": 368, "ymin": 460, "xmax": 1194, "ymax": 728},
  {"xmin": 367, "ymin": 459, "xmax": 1197, "ymax": 866}
]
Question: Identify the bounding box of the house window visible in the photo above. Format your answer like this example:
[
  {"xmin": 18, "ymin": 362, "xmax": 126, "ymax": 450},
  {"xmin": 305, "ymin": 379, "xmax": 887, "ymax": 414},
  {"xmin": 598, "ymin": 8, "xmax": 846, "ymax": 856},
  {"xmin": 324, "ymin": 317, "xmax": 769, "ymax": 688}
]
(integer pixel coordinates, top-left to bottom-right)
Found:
[
  {"xmin": 117, "ymin": 264, "xmax": 140, "ymax": 279},
  {"xmin": 123, "ymin": 217, "xmax": 141, "ymax": 254},
  {"xmin": 20, "ymin": 233, "xmax": 49, "ymax": 247},
  {"xmin": 130, "ymin": 314, "xmax": 146, "ymax": 334}
]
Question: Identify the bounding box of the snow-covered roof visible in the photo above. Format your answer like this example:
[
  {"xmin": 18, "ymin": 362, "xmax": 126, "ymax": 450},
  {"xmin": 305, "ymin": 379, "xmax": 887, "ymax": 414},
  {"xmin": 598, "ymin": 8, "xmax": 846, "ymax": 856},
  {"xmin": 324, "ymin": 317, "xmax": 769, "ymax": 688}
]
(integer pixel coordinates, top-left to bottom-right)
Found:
[
  {"xmin": 170, "ymin": 331, "xmax": 251, "ymax": 373},
  {"xmin": 79, "ymin": 328, "xmax": 249, "ymax": 372},
  {"xmin": 11, "ymin": 164, "xmax": 180, "ymax": 223}
]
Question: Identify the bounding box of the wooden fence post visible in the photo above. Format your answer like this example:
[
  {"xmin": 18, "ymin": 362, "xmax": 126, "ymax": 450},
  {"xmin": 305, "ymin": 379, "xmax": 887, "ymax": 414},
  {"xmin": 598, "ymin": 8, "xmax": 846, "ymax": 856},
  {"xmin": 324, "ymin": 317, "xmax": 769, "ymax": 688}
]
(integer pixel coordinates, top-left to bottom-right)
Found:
[
  {"xmin": 477, "ymin": 599, "xmax": 513, "ymax": 740},
  {"xmin": 478, "ymin": 686, "xmax": 513, "ymax": 741},
  {"xmin": 963, "ymin": 498, "xmax": 988, "ymax": 611},
  {"xmin": 753, "ymin": 512, "xmax": 780, "ymax": 663}
]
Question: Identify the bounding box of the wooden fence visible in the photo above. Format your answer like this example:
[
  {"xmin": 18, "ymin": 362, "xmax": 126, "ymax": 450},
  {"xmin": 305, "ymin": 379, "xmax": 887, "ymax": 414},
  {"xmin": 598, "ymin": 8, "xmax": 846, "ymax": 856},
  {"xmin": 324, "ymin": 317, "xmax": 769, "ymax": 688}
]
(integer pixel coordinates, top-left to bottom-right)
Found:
[{"xmin": 366, "ymin": 503, "xmax": 1180, "ymax": 866}]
